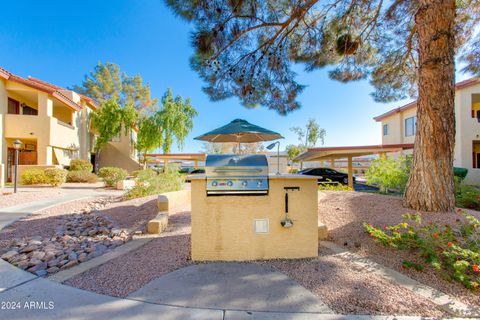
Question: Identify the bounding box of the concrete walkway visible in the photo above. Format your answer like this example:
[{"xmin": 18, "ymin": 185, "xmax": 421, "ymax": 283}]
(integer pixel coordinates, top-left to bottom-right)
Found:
[
  {"xmin": 0, "ymin": 186, "xmax": 121, "ymax": 229},
  {"xmin": 128, "ymin": 263, "xmax": 332, "ymax": 314}
]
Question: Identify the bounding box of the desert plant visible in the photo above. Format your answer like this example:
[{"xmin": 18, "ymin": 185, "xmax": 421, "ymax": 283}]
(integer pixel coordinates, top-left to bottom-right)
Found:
[
  {"xmin": 66, "ymin": 170, "xmax": 98, "ymax": 183},
  {"xmin": 43, "ymin": 168, "xmax": 68, "ymax": 187},
  {"xmin": 69, "ymin": 159, "xmax": 93, "ymax": 172},
  {"xmin": 125, "ymin": 166, "xmax": 183, "ymax": 199},
  {"xmin": 365, "ymin": 156, "xmax": 411, "ymax": 193},
  {"xmin": 455, "ymin": 179, "xmax": 480, "ymax": 210},
  {"xmin": 364, "ymin": 209, "xmax": 480, "ymax": 289},
  {"xmin": 318, "ymin": 181, "xmax": 353, "ymax": 191},
  {"xmin": 20, "ymin": 169, "xmax": 47, "ymax": 185},
  {"xmin": 98, "ymin": 167, "xmax": 128, "ymax": 187}
]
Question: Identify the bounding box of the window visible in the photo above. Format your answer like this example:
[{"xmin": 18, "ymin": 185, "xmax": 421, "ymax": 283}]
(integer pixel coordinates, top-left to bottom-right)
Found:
[
  {"xmin": 405, "ymin": 116, "xmax": 417, "ymax": 137},
  {"xmin": 22, "ymin": 104, "xmax": 38, "ymax": 115},
  {"xmin": 8, "ymin": 98, "xmax": 20, "ymax": 114},
  {"xmin": 383, "ymin": 124, "xmax": 389, "ymax": 136}
]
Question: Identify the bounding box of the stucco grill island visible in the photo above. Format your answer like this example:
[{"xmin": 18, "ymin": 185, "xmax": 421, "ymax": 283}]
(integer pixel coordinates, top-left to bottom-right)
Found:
[{"xmin": 190, "ymin": 154, "xmax": 319, "ymax": 261}]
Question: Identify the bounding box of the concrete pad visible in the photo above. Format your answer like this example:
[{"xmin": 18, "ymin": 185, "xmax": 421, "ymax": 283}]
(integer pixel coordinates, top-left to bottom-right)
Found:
[
  {"xmin": 0, "ymin": 277, "xmax": 222, "ymax": 320},
  {"xmin": 0, "ymin": 259, "xmax": 37, "ymax": 293},
  {"xmin": 128, "ymin": 262, "xmax": 332, "ymax": 313}
]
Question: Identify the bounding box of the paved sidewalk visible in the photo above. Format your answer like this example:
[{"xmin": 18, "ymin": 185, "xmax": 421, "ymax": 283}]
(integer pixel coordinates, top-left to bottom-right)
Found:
[
  {"xmin": 0, "ymin": 187, "xmax": 119, "ymax": 229},
  {"xmin": 128, "ymin": 262, "xmax": 333, "ymax": 314}
]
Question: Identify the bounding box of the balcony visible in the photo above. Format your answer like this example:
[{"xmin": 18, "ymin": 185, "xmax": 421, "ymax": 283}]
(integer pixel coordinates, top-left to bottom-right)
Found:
[{"xmin": 4, "ymin": 114, "xmax": 79, "ymax": 149}]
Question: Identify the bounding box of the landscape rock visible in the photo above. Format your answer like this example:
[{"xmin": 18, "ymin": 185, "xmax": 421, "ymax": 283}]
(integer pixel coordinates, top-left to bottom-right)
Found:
[
  {"xmin": 2, "ymin": 197, "xmax": 130, "ymax": 277},
  {"xmin": 16, "ymin": 260, "xmax": 29, "ymax": 270},
  {"xmin": 27, "ymin": 261, "xmax": 47, "ymax": 273},
  {"xmin": 20, "ymin": 244, "xmax": 38, "ymax": 253},
  {"xmin": 62, "ymin": 260, "xmax": 78, "ymax": 269},
  {"xmin": 47, "ymin": 266, "xmax": 60, "ymax": 273},
  {"xmin": 30, "ymin": 251, "xmax": 46, "ymax": 261},
  {"xmin": 34, "ymin": 270, "xmax": 48, "ymax": 277},
  {"xmin": 1, "ymin": 250, "xmax": 18, "ymax": 261},
  {"xmin": 68, "ymin": 252, "xmax": 78, "ymax": 261}
]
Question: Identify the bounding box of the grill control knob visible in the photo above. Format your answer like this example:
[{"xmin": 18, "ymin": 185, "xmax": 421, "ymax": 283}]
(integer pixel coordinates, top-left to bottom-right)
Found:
[
  {"xmin": 257, "ymin": 181, "xmax": 262, "ymax": 186},
  {"xmin": 211, "ymin": 181, "xmax": 218, "ymax": 187},
  {"xmin": 227, "ymin": 180, "xmax": 233, "ymax": 187},
  {"xmin": 241, "ymin": 180, "xmax": 248, "ymax": 187}
]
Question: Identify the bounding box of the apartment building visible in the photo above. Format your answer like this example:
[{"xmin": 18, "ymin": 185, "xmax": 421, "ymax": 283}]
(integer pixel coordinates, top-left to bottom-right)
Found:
[
  {"xmin": 0, "ymin": 67, "xmax": 140, "ymax": 185},
  {"xmin": 374, "ymin": 77, "xmax": 480, "ymax": 184}
]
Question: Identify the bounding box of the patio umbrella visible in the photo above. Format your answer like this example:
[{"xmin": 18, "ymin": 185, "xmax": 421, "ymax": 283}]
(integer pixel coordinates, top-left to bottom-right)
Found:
[{"xmin": 194, "ymin": 119, "xmax": 284, "ymax": 143}]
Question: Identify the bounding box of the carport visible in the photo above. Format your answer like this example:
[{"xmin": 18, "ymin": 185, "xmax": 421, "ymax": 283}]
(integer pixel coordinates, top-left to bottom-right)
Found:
[
  {"xmin": 294, "ymin": 144, "xmax": 414, "ymax": 188},
  {"xmin": 144, "ymin": 153, "xmax": 207, "ymax": 169}
]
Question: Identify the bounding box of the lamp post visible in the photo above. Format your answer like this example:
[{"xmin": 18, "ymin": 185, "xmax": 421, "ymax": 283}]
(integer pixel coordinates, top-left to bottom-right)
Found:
[
  {"xmin": 266, "ymin": 141, "xmax": 281, "ymax": 175},
  {"xmin": 13, "ymin": 139, "xmax": 22, "ymax": 193}
]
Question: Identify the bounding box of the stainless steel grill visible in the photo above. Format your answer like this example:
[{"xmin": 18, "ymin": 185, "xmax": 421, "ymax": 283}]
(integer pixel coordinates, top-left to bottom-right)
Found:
[{"xmin": 205, "ymin": 154, "xmax": 269, "ymax": 195}]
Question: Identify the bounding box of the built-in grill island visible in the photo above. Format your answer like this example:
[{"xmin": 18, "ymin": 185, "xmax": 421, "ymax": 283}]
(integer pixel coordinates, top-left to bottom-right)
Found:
[
  {"xmin": 190, "ymin": 153, "xmax": 319, "ymax": 262},
  {"xmin": 205, "ymin": 154, "xmax": 269, "ymax": 195}
]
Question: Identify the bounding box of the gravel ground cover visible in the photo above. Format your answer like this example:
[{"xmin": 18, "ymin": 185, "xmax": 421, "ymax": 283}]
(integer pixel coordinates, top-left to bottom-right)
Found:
[
  {"xmin": 65, "ymin": 207, "xmax": 191, "ymax": 297},
  {"xmin": 0, "ymin": 188, "xmax": 65, "ymax": 209},
  {"xmin": 66, "ymin": 202, "xmax": 446, "ymax": 316},
  {"xmin": 317, "ymin": 190, "xmax": 480, "ymax": 309},
  {"xmin": 97, "ymin": 195, "xmax": 159, "ymax": 233},
  {"xmin": 260, "ymin": 248, "xmax": 446, "ymax": 317}
]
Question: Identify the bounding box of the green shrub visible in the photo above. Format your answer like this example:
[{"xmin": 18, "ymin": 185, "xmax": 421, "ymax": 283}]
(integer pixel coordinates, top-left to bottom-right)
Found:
[
  {"xmin": 66, "ymin": 170, "xmax": 98, "ymax": 183},
  {"xmin": 454, "ymin": 167, "xmax": 468, "ymax": 181},
  {"xmin": 20, "ymin": 169, "xmax": 47, "ymax": 185},
  {"xmin": 98, "ymin": 167, "xmax": 128, "ymax": 187},
  {"xmin": 69, "ymin": 159, "xmax": 93, "ymax": 172},
  {"xmin": 318, "ymin": 180, "xmax": 353, "ymax": 191},
  {"xmin": 364, "ymin": 209, "xmax": 480, "ymax": 290},
  {"xmin": 365, "ymin": 156, "xmax": 411, "ymax": 193},
  {"xmin": 43, "ymin": 168, "xmax": 68, "ymax": 187},
  {"xmin": 455, "ymin": 179, "xmax": 480, "ymax": 210},
  {"xmin": 125, "ymin": 166, "xmax": 183, "ymax": 199}
]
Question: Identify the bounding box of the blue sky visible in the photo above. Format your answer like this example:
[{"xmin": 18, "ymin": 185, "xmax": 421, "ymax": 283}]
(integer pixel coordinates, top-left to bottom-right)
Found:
[{"xmin": 0, "ymin": 0, "xmax": 472, "ymax": 153}]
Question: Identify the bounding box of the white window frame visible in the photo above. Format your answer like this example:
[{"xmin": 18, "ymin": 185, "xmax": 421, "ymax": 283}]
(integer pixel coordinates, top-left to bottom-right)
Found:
[
  {"xmin": 383, "ymin": 123, "xmax": 389, "ymax": 136},
  {"xmin": 405, "ymin": 116, "xmax": 417, "ymax": 137}
]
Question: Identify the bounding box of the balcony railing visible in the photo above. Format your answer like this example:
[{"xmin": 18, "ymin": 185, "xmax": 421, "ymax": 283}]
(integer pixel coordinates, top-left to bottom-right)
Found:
[{"xmin": 56, "ymin": 118, "xmax": 74, "ymax": 129}]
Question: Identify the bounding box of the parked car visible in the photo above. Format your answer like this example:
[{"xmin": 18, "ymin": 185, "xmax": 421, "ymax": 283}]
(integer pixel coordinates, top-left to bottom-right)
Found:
[
  {"xmin": 298, "ymin": 167, "xmax": 355, "ymax": 185},
  {"xmin": 185, "ymin": 169, "xmax": 205, "ymax": 183},
  {"xmin": 178, "ymin": 167, "xmax": 194, "ymax": 174}
]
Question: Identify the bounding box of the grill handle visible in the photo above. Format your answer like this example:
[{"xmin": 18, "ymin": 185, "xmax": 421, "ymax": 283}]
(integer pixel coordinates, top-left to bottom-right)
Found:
[
  {"xmin": 284, "ymin": 186, "xmax": 300, "ymax": 214},
  {"xmin": 212, "ymin": 168, "xmax": 263, "ymax": 173},
  {"xmin": 285, "ymin": 192, "xmax": 289, "ymax": 213}
]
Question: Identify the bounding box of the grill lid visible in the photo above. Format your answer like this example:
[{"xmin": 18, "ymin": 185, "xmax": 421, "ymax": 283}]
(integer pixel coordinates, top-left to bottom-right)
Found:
[
  {"xmin": 205, "ymin": 154, "xmax": 269, "ymax": 195},
  {"xmin": 205, "ymin": 154, "xmax": 268, "ymax": 167}
]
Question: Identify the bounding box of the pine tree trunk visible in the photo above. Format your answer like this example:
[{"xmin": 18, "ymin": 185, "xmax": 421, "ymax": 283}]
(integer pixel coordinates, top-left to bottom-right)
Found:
[{"xmin": 403, "ymin": 0, "xmax": 456, "ymax": 212}]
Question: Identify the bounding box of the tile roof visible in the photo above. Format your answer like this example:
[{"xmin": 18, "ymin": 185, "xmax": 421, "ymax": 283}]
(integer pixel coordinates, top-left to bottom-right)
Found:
[
  {"xmin": 0, "ymin": 66, "xmax": 94, "ymax": 111},
  {"xmin": 27, "ymin": 76, "xmax": 98, "ymax": 110},
  {"xmin": 374, "ymin": 77, "xmax": 480, "ymax": 121}
]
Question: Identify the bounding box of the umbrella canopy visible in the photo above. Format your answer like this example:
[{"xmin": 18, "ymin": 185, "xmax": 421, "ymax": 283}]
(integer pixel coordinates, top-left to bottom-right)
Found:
[{"xmin": 194, "ymin": 119, "xmax": 284, "ymax": 143}]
